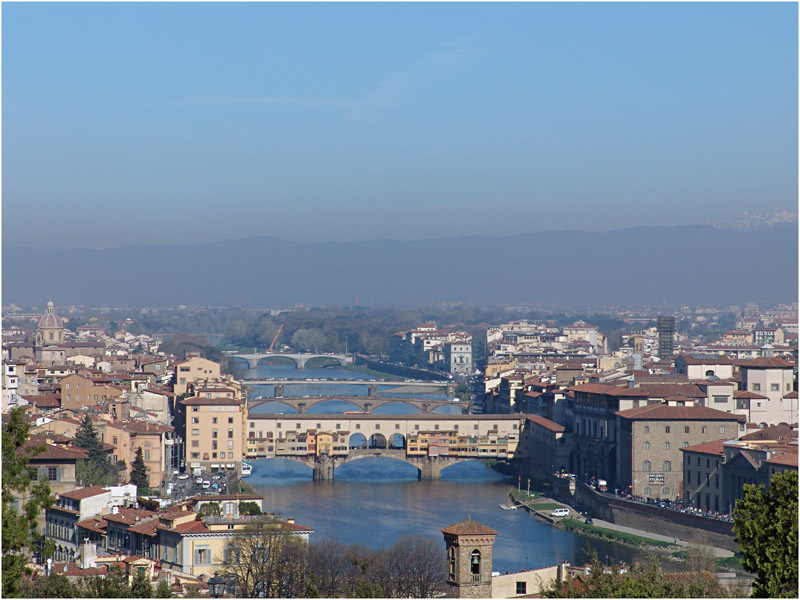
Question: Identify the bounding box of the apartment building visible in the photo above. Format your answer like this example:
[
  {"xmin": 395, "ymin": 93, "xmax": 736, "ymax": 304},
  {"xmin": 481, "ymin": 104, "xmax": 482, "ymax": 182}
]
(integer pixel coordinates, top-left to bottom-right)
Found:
[{"xmin": 176, "ymin": 396, "xmax": 245, "ymax": 473}]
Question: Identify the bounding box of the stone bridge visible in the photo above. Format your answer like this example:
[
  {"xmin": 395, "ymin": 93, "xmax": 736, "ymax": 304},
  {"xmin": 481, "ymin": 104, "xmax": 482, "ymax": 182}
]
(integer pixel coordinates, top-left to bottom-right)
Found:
[
  {"xmin": 267, "ymin": 448, "xmax": 476, "ymax": 481},
  {"xmin": 232, "ymin": 352, "xmax": 354, "ymax": 370},
  {"xmin": 248, "ymin": 395, "xmax": 463, "ymax": 414},
  {"xmin": 244, "ymin": 380, "xmax": 456, "ymax": 398}
]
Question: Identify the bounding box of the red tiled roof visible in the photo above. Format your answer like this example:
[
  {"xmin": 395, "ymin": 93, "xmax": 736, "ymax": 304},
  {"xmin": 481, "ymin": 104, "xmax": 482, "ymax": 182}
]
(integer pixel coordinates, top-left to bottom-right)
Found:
[
  {"xmin": 121, "ymin": 421, "xmax": 173, "ymax": 434},
  {"xmin": 524, "ymin": 414, "xmax": 565, "ymax": 433},
  {"xmin": 784, "ymin": 391, "xmax": 798, "ymax": 399},
  {"xmin": 104, "ymin": 508, "xmax": 157, "ymax": 525},
  {"xmin": 171, "ymin": 520, "xmax": 210, "ymax": 534},
  {"xmin": 128, "ymin": 519, "xmax": 161, "ymax": 536},
  {"xmin": 76, "ymin": 517, "xmax": 108, "ymax": 533},
  {"xmin": 615, "ymin": 404, "xmax": 744, "ymax": 421},
  {"xmin": 736, "ymin": 357, "xmax": 795, "ymax": 369},
  {"xmin": 51, "ymin": 562, "xmax": 108, "ymax": 577},
  {"xmin": 677, "ymin": 354, "xmax": 734, "ymax": 365},
  {"xmin": 59, "ymin": 486, "xmax": 108, "ymax": 500},
  {"xmin": 764, "ymin": 449, "xmax": 798, "ymax": 467},
  {"xmin": 741, "ymin": 424, "xmax": 798, "ymax": 441},
  {"xmin": 680, "ymin": 439, "xmax": 727, "ymax": 456},
  {"xmin": 281, "ymin": 521, "xmax": 314, "ymax": 533},
  {"xmin": 442, "ymin": 519, "xmax": 498, "ymax": 536},
  {"xmin": 191, "ymin": 493, "xmax": 262, "ymax": 502},
  {"xmin": 144, "ymin": 387, "xmax": 174, "ymax": 397},
  {"xmin": 734, "ymin": 390, "xmax": 768, "ymax": 400}
]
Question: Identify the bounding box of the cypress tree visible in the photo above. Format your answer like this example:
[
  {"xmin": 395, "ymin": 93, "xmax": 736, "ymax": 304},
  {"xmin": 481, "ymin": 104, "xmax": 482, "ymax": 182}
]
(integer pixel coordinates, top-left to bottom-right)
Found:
[{"xmin": 130, "ymin": 447, "xmax": 150, "ymax": 495}]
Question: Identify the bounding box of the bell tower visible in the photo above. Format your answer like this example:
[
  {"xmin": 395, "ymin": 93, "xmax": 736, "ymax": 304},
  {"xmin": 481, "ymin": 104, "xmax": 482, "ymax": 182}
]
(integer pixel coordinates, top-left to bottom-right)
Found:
[{"xmin": 441, "ymin": 517, "xmax": 497, "ymax": 598}]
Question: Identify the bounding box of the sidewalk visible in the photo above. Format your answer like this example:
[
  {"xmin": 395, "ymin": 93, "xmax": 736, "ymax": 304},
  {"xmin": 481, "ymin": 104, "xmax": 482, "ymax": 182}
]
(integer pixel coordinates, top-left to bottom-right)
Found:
[{"xmin": 591, "ymin": 517, "xmax": 734, "ymax": 558}]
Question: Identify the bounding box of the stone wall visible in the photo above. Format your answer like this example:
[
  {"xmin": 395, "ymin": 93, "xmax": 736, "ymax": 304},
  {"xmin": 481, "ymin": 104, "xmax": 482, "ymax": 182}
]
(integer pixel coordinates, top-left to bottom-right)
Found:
[{"xmin": 576, "ymin": 484, "xmax": 738, "ymax": 552}]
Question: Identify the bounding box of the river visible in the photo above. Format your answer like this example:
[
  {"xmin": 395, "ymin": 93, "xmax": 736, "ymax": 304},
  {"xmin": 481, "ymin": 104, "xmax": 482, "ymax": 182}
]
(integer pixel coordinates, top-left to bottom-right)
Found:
[{"xmin": 248, "ymin": 457, "xmax": 664, "ymax": 574}]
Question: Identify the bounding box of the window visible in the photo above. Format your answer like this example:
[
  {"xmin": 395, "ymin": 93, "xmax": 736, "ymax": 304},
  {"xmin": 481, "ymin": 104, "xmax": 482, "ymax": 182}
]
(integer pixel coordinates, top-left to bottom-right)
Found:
[
  {"xmin": 228, "ymin": 452, "xmax": 233, "ymax": 458},
  {"xmin": 662, "ymin": 487, "xmax": 671, "ymax": 497},
  {"xmin": 643, "ymin": 487, "xmax": 651, "ymax": 497},
  {"xmin": 250, "ymin": 422, "xmax": 254, "ymax": 428},
  {"xmin": 212, "ymin": 452, "xmax": 217, "ymax": 459},
  {"xmin": 212, "ymin": 430, "xmax": 218, "ymax": 438},
  {"xmin": 375, "ymin": 424, "xmax": 380, "ymax": 430},
  {"xmin": 192, "ymin": 440, "xmax": 199, "ymax": 448},
  {"xmin": 713, "ymin": 396, "xmax": 727, "ymax": 404},
  {"xmin": 684, "ymin": 426, "xmax": 690, "ymax": 434},
  {"xmin": 719, "ymin": 426, "xmax": 725, "ymax": 434},
  {"xmin": 665, "ymin": 426, "xmax": 670, "ymax": 433},
  {"xmin": 435, "ymin": 424, "xmax": 439, "ymax": 431},
  {"xmin": 336, "ymin": 424, "xmax": 341, "ymax": 430},
  {"xmin": 195, "ymin": 547, "xmax": 210, "ymax": 565},
  {"xmin": 191, "ymin": 417, "xmax": 199, "ymax": 424},
  {"xmin": 144, "ymin": 449, "xmax": 151, "ymax": 461},
  {"xmin": 643, "ymin": 461, "xmax": 651, "ymax": 472},
  {"xmin": 663, "ymin": 461, "xmax": 671, "ymax": 472},
  {"xmin": 355, "ymin": 424, "xmax": 360, "ymax": 430},
  {"xmin": 644, "ymin": 425, "xmax": 649, "ymax": 433},
  {"xmin": 771, "ymin": 384, "xmax": 779, "ymax": 391},
  {"xmin": 396, "ymin": 424, "xmax": 400, "ymax": 430},
  {"xmin": 702, "ymin": 426, "xmax": 707, "ymax": 434},
  {"xmin": 753, "ymin": 383, "xmax": 761, "ymax": 391},
  {"xmin": 643, "ymin": 441, "xmax": 650, "ymax": 450},
  {"xmin": 48, "ymin": 467, "xmax": 59, "ymax": 481},
  {"xmin": 212, "ymin": 441, "xmax": 218, "ymax": 450},
  {"xmin": 190, "ymin": 453, "xmax": 200, "ymax": 459},
  {"xmin": 682, "ymin": 442, "xmax": 689, "ymax": 448},
  {"xmin": 277, "ymin": 423, "xmax": 281, "ymax": 428},
  {"xmin": 112, "ymin": 436, "xmax": 118, "ymax": 445},
  {"xmin": 229, "ymin": 417, "xmax": 234, "ymax": 423},
  {"xmin": 516, "ymin": 582, "xmax": 527, "ymax": 595},
  {"xmin": 228, "ymin": 440, "xmax": 234, "ymax": 450},
  {"xmin": 664, "ymin": 442, "xmax": 670, "ymax": 450},
  {"xmin": 191, "ymin": 429, "xmax": 199, "ymax": 436},
  {"xmin": 212, "ymin": 417, "xmax": 218, "ymax": 424},
  {"xmin": 470, "ymin": 550, "xmax": 481, "ymax": 580},
  {"xmin": 474, "ymin": 424, "xmax": 479, "ymax": 430},
  {"xmin": 296, "ymin": 423, "xmax": 301, "ymax": 429},
  {"xmin": 317, "ymin": 423, "xmax": 321, "ymax": 429}
]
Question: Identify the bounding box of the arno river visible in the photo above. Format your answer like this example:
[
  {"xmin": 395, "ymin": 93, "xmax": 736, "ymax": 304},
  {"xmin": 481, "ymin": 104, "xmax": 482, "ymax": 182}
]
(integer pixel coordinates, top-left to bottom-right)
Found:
[{"xmin": 242, "ymin": 365, "xmax": 665, "ymax": 574}]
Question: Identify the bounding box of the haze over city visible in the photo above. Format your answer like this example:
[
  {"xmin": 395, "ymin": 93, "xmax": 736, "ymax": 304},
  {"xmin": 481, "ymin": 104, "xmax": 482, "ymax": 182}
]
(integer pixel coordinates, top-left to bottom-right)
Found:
[{"xmin": 3, "ymin": 2, "xmax": 797, "ymax": 250}]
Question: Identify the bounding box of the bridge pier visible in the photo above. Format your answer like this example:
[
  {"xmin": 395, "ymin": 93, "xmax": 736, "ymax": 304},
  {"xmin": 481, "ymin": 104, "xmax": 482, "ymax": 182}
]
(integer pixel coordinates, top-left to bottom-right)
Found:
[
  {"xmin": 297, "ymin": 402, "xmax": 306, "ymax": 414},
  {"xmin": 446, "ymin": 383, "xmax": 456, "ymax": 397},
  {"xmin": 313, "ymin": 455, "xmax": 336, "ymax": 481},
  {"xmin": 418, "ymin": 457, "xmax": 444, "ymax": 480},
  {"xmin": 363, "ymin": 402, "xmax": 373, "ymax": 413},
  {"xmin": 275, "ymin": 384, "xmax": 284, "ymax": 398},
  {"xmin": 368, "ymin": 384, "xmax": 377, "ymax": 398},
  {"xmin": 247, "ymin": 359, "xmax": 259, "ymax": 369}
]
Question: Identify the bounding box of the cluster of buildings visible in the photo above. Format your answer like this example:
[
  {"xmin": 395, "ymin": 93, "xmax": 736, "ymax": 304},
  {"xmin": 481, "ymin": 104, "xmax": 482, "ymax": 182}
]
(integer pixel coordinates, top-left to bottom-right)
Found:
[
  {"xmin": 482, "ymin": 307, "xmax": 798, "ymax": 512},
  {"xmin": 389, "ymin": 323, "xmax": 475, "ymax": 375}
]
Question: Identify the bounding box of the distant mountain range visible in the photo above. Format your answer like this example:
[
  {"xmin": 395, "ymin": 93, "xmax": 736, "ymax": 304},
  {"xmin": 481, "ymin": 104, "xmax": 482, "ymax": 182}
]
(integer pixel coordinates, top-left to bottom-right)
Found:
[
  {"xmin": 3, "ymin": 224, "xmax": 797, "ymax": 308},
  {"xmin": 707, "ymin": 211, "xmax": 798, "ymax": 232}
]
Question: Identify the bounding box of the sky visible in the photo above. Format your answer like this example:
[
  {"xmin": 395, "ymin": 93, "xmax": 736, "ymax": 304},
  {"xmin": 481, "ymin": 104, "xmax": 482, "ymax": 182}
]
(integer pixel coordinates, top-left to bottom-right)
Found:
[{"xmin": 2, "ymin": 2, "xmax": 797, "ymax": 250}]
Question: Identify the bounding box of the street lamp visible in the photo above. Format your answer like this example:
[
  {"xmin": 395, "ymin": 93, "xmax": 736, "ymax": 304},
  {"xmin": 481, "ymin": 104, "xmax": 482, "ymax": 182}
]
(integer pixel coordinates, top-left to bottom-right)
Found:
[{"xmin": 208, "ymin": 572, "xmax": 226, "ymax": 598}]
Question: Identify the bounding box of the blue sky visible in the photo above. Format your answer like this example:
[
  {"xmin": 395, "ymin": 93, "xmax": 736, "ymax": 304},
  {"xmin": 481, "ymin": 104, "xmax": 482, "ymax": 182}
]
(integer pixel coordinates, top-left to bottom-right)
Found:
[{"xmin": 3, "ymin": 2, "xmax": 797, "ymax": 249}]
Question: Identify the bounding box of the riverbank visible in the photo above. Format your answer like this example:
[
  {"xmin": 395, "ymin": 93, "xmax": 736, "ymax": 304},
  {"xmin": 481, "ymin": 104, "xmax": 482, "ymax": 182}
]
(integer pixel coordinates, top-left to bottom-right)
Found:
[{"xmin": 339, "ymin": 364, "xmax": 404, "ymax": 380}]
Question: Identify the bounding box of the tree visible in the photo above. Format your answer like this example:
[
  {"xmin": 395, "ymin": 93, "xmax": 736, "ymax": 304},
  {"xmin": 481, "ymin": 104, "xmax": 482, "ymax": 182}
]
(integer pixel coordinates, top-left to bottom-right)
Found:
[
  {"xmin": 733, "ymin": 470, "xmax": 798, "ymax": 598},
  {"xmin": 74, "ymin": 415, "xmax": 117, "ymax": 486},
  {"xmin": 238, "ymin": 501, "xmax": 262, "ymax": 516},
  {"xmin": 2, "ymin": 407, "xmax": 53, "ymax": 597},
  {"xmin": 222, "ymin": 525, "xmax": 310, "ymax": 598},
  {"xmin": 130, "ymin": 447, "xmax": 150, "ymax": 495},
  {"xmin": 155, "ymin": 578, "xmax": 173, "ymax": 598},
  {"xmin": 19, "ymin": 573, "xmax": 80, "ymax": 598},
  {"xmin": 198, "ymin": 502, "xmax": 221, "ymax": 518},
  {"xmin": 383, "ymin": 534, "xmax": 445, "ymax": 598},
  {"xmin": 131, "ymin": 567, "xmax": 154, "ymax": 598},
  {"xmin": 79, "ymin": 563, "xmax": 132, "ymax": 598}
]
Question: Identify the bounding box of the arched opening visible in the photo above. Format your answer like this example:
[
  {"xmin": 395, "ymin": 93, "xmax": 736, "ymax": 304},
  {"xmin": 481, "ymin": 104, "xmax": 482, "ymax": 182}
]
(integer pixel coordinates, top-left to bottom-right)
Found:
[
  {"xmin": 371, "ymin": 403, "xmax": 422, "ymax": 415},
  {"xmin": 369, "ymin": 433, "xmax": 387, "ymax": 449},
  {"xmin": 389, "ymin": 433, "xmax": 406, "ymax": 449},
  {"xmin": 349, "ymin": 433, "xmax": 367, "ymax": 449},
  {"xmin": 308, "ymin": 399, "xmax": 362, "ymax": 413},
  {"xmin": 248, "ymin": 400, "xmax": 298, "ymax": 415},
  {"xmin": 447, "ymin": 546, "xmax": 456, "ymax": 582},
  {"xmin": 470, "ymin": 549, "xmax": 481, "ymax": 581},
  {"xmin": 304, "ymin": 356, "xmax": 343, "ymax": 369},
  {"xmin": 257, "ymin": 356, "xmax": 298, "ymax": 368}
]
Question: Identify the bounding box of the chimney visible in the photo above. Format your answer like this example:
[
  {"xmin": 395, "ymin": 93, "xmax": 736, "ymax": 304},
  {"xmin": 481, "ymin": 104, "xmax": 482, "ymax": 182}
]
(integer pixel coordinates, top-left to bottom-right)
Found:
[
  {"xmin": 286, "ymin": 517, "xmax": 295, "ymax": 524},
  {"xmin": 112, "ymin": 505, "xmax": 120, "ymax": 514}
]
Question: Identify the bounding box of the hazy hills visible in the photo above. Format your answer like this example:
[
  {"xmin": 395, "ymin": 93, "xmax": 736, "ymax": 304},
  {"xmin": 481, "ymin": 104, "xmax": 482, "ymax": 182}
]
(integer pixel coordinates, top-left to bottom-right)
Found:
[{"xmin": 3, "ymin": 224, "xmax": 797, "ymax": 308}]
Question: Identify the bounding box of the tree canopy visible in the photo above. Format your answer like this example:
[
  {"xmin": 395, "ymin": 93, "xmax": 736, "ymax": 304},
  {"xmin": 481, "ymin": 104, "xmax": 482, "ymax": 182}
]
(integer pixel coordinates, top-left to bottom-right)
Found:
[
  {"xmin": 73, "ymin": 415, "xmax": 118, "ymax": 486},
  {"xmin": 2, "ymin": 408, "xmax": 53, "ymax": 597},
  {"xmin": 130, "ymin": 447, "xmax": 150, "ymax": 495},
  {"xmin": 733, "ymin": 469, "xmax": 798, "ymax": 598}
]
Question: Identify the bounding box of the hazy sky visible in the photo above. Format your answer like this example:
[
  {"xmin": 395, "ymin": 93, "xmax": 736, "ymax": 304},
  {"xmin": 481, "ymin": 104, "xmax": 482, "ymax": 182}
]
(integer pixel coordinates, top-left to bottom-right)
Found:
[{"xmin": 3, "ymin": 2, "xmax": 797, "ymax": 249}]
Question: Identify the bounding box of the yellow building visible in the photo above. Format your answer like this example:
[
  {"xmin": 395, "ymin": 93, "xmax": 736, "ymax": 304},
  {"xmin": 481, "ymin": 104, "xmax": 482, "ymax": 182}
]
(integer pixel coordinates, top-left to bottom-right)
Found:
[
  {"xmin": 178, "ymin": 396, "xmax": 245, "ymax": 473},
  {"xmin": 172, "ymin": 357, "xmax": 222, "ymax": 397}
]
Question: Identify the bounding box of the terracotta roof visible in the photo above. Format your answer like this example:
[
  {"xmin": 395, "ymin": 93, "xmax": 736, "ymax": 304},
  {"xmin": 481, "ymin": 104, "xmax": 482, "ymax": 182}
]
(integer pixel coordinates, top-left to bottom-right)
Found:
[
  {"xmin": 76, "ymin": 517, "xmax": 108, "ymax": 533},
  {"xmin": 677, "ymin": 354, "xmax": 734, "ymax": 365},
  {"xmin": 281, "ymin": 521, "xmax": 314, "ymax": 533},
  {"xmin": 741, "ymin": 424, "xmax": 798, "ymax": 441},
  {"xmin": 48, "ymin": 505, "xmax": 80, "ymax": 515},
  {"xmin": 121, "ymin": 421, "xmax": 173, "ymax": 434},
  {"xmin": 680, "ymin": 439, "xmax": 727, "ymax": 456},
  {"xmin": 764, "ymin": 449, "xmax": 798, "ymax": 467},
  {"xmin": 104, "ymin": 508, "xmax": 157, "ymax": 525},
  {"xmin": 784, "ymin": 391, "xmax": 798, "ymax": 399},
  {"xmin": 24, "ymin": 395, "xmax": 61, "ymax": 408},
  {"xmin": 524, "ymin": 414, "xmax": 565, "ymax": 433},
  {"xmin": 51, "ymin": 562, "xmax": 108, "ymax": 577},
  {"xmin": 568, "ymin": 383, "xmax": 621, "ymax": 395},
  {"xmin": 128, "ymin": 519, "xmax": 161, "ymax": 536},
  {"xmin": 171, "ymin": 520, "xmax": 211, "ymax": 534},
  {"xmin": 179, "ymin": 397, "xmax": 242, "ymax": 406},
  {"xmin": 442, "ymin": 519, "xmax": 498, "ymax": 536},
  {"xmin": 144, "ymin": 387, "xmax": 174, "ymax": 397},
  {"xmin": 615, "ymin": 404, "xmax": 744, "ymax": 421},
  {"xmin": 734, "ymin": 390, "xmax": 769, "ymax": 399},
  {"xmin": 736, "ymin": 357, "xmax": 795, "ymax": 369},
  {"xmin": 59, "ymin": 486, "xmax": 109, "ymax": 500}
]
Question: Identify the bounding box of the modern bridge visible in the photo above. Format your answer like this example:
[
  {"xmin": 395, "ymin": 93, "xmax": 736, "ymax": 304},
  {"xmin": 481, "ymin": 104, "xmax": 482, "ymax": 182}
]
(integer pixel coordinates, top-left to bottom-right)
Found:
[
  {"xmin": 247, "ymin": 395, "xmax": 464, "ymax": 414},
  {"xmin": 243, "ymin": 379, "xmax": 456, "ymax": 398},
  {"xmin": 231, "ymin": 352, "xmax": 354, "ymax": 370},
  {"xmin": 246, "ymin": 413, "xmax": 523, "ymax": 480}
]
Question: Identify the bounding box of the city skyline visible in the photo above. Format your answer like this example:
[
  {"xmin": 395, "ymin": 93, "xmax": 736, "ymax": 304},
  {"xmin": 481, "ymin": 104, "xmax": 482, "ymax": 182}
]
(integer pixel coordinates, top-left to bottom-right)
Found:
[{"xmin": 2, "ymin": 2, "xmax": 797, "ymax": 250}]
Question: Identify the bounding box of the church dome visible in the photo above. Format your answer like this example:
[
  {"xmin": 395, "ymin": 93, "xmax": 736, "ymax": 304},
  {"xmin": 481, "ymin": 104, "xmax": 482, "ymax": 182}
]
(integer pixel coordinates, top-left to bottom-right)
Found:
[{"xmin": 37, "ymin": 300, "xmax": 64, "ymax": 329}]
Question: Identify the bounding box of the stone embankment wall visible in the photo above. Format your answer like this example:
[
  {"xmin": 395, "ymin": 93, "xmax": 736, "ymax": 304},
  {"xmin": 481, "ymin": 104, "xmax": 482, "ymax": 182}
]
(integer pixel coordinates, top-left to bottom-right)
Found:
[
  {"xmin": 576, "ymin": 484, "xmax": 738, "ymax": 552},
  {"xmin": 355, "ymin": 356, "xmax": 446, "ymax": 381}
]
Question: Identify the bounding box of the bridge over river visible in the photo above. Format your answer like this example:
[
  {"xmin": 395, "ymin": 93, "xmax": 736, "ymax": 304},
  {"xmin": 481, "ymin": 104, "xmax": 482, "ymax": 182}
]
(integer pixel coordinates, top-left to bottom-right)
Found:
[
  {"xmin": 231, "ymin": 352, "xmax": 354, "ymax": 369},
  {"xmin": 243, "ymin": 379, "xmax": 456, "ymax": 398},
  {"xmin": 246, "ymin": 413, "xmax": 522, "ymax": 480},
  {"xmin": 248, "ymin": 395, "xmax": 464, "ymax": 414}
]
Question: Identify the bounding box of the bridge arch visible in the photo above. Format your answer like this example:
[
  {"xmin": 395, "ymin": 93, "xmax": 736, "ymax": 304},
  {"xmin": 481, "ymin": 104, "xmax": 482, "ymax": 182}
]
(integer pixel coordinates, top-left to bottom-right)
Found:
[
  {"xmin": 349, "ymin": 433, "xmax": 367, "ymax": 449},
  {"xmin": 304, "ymin": 356, "xmax": 345, "ymax": 368},
  {"xmin": 248, "ymin": 400, "xmax": 299, "ymax": 415},
  {"xmin": 368, "ymin": 433, "xmax": 387, "ymax": 449},
  {"xmin": 257, "ymin": 355, "xmax": 299, "ymax": 368},
  {"xmin": 389, "ymin": 433, "xmax": 406, "ymax": 449}
]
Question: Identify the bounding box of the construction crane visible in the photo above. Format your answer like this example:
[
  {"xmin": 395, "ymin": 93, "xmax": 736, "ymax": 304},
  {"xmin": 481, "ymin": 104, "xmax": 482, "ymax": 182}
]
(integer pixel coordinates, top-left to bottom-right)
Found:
[{"xmin": 268, "ymin": 324, "xmax": 284, "ymax": 352}]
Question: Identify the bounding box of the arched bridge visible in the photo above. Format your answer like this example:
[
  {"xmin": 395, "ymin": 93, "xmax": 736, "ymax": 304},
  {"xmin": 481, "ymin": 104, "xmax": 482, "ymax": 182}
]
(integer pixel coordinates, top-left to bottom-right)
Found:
[
  {"xmin": 274, "ymin": 448, "xmax": 473, "ymax": 481},
  {"xmin": 246, "ymin": 413, "xmax": 523, "ymax": 481},
  {"xmin": 248, "ymin": 395, "xmax": 463, "ymax": 414},
  {"xmin": 232, "ymin": 352, "xmax": 354, "ymax": 370}
]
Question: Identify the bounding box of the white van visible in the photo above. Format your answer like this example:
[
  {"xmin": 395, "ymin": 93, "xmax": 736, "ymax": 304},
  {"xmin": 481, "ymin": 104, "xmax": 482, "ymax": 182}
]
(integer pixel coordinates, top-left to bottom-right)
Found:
[{"xmin": 550, "ymin": 508, "xmax": 570, "ymax": 518}]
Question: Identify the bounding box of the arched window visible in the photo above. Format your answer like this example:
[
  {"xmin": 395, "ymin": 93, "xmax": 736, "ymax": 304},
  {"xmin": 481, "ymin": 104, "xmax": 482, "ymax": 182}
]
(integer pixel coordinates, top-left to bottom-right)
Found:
[
  {"xmin": 705, "ymin": 370, "xmax": 715, "ymax": 377},
  {"xmin": 663, "ymin": 461, "xmax": 671, "ymax": 472},
  {"xmin": 643, "ymin": 441, "xmax": 650, "ymax": 449},
  {"xmin": 664, "ymin": 442, "xmax": 670, "ymax": 450},
  {"xmin": 447, "ymin": 546, "xmax": 456, "ymax": 581},
  {"xmin": 643, "ymin": 487, "xmax": 652, "ymax": 497},
  {"xmin": 643, "ymin": 461, "xmax": 651, "ymax": 472},
  {"xmin": 471, "ymin": 549, "xmax": 481, "ymax": 579},
  {"xmin": 662, "ymin": 487, "xmax": 671, "ymax": 497}
]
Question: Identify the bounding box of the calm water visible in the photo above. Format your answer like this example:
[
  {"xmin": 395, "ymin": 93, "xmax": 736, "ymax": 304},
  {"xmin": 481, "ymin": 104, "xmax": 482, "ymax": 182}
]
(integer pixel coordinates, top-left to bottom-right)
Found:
[
  {"xmin": 248, "ymin": 458, "xmax": 659, "ymax": 574},
  {"xmin": 241, "ymin": 363, "xmax": 458, "ymax": 414}
]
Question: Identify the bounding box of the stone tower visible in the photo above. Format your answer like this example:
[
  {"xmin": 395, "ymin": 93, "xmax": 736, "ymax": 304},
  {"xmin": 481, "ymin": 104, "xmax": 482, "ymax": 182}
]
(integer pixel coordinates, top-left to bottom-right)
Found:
[{"xmin": 441, "ymin": 517, "xmax": 498, "ymax": 598}]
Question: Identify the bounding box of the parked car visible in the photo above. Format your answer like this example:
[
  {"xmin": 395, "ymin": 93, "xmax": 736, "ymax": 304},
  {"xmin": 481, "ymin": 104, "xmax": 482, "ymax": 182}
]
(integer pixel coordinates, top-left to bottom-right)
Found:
[
  {"xmin": 550, "ymin": 508, "xmax": 570, "ymax": 517},
  {"xmin": 201, "ymin": 480, "xmax": 211, "ymax": 489},
  {"xmin": 177, "ymin": 473, "xmax": 189, "ymax": 480}
]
